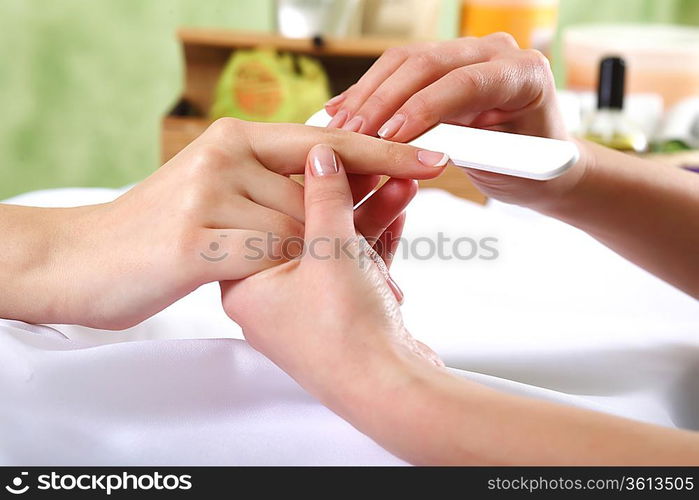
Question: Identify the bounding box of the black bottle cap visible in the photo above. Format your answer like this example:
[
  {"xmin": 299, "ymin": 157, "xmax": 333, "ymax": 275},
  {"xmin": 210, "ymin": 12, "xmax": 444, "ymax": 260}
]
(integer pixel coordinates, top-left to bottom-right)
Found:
[
  {"xmin": 597, "ymin": 56, "xmax": 625, "ymax": 110},
  {"xmin": 312, "ymin": 35, "xmax": 325, "ymax": 49}
]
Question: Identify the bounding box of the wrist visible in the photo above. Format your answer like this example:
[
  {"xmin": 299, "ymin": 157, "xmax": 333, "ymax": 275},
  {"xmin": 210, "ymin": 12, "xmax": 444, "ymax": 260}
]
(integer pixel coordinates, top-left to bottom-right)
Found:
[
  {"xmin": 315, "ymin": 335, "xmax": 443, "ymax": 436},
  {"xmin": 533, "ymin": 138, "xmax": 597, "ymax": 219},
  {"xmin": 0, "ymin": 204, "xmax": 102, "ymax": 324}
]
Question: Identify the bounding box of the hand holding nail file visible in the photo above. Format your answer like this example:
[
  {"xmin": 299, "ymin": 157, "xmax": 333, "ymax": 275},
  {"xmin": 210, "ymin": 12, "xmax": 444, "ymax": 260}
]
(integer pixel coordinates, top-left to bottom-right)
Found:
[{"xmin": 306, "ymin": 109, "xmax": 579, "ymax": 180}]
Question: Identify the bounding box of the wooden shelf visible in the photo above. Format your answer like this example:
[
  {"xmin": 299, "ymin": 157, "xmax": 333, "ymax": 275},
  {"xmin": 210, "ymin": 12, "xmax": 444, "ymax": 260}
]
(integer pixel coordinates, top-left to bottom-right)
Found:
[{"xmin": 178, "ymin": 28, "xmax": 410, "ymax": 58}]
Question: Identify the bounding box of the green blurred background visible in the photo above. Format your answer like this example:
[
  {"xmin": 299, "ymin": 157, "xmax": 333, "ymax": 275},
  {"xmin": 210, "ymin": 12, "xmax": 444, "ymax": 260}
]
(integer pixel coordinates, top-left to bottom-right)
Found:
[{"xmin": 1, "ymin": 0, "xmax": 698, "ymax": 199}]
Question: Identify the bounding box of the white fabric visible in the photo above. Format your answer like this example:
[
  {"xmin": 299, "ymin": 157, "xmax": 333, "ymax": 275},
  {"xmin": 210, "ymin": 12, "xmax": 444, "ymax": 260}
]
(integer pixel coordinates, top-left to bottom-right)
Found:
[{"xmin": 1, "ymin": 187, "xmax": 697, "ymax": 465}]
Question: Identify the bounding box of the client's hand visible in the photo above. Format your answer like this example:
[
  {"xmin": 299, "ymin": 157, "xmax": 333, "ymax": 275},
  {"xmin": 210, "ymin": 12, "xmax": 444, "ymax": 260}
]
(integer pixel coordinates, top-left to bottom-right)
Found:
[
  {"xmin": 220, "ymin": 144, "xmax": 442, "ymax": 409},
  {"xmin": 325, "ymin": 33, "xmax": 589, "ymax": 212},
  {"xmin": 5, "ymin": 119, "xmax": 446, "ymax": 329}
]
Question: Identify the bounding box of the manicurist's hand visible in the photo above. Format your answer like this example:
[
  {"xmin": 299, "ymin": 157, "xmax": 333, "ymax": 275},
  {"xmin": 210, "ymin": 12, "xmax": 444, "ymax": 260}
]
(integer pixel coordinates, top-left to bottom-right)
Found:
[
  {"xmin": 0, "ymin": 119, "xmax": 447, "ymax": 329},
  {"xmin": 220, "ymin": 144, "xmax": 442, "ymax": 408},
  {"xmin": 221, "ymin": 144, "xmax": 699, "ymax": 466},
  {"xmin": 327, "ymin": 34, "xmax": 699, "ymax": 298},
  {"xmin": 325, "ymin": 33, "xmax": 587, "ymax": 211}
]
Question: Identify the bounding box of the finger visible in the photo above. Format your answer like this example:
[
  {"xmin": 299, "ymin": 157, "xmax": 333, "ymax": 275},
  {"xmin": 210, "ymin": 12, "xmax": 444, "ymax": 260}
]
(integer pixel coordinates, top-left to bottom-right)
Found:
[
  {"xmin": 375, "ymin": 212, "xmax": 406, "ymax": 269},
  {"xmin": 324, "ymin": 90, "xmax": 348, "ymax": 115},
  {"xmin": 352, "ymin": 40, "xmax": 496, "ymax": 136},
  {"xmin": 303, "ymin": 144, "xmax": 355, "ymax": 244},
  {"xmin": 386, "ymin": 53, "xmax": 551, "ymax": 142},
  {"xmin": 354, "ymin": 178, "xmax": 416, "ymax": 242},
  {"xmin": 340, "ymin": 34, "xmax": 519, "ymax": 135},
  {"xmin": 327, "ymin": 45, "xmax": 412, "ymax": 126},
  {"xmin": 196, "ymin": 228, "xmax": 291, "ymax": 282},
  {"xmin": 243, "ymin": 121, "xmax": 449, "ymax": 178},
  {"xmin": 348, "ymin": 173, "xmax": 381, "ymax": 206},
  {"xmin": 242, "ymin": 167, "xmax": 305, "ymax": 224},
  {"xmin": 204, "ymin": 197, "xmax": 304, "ymax": 242}
]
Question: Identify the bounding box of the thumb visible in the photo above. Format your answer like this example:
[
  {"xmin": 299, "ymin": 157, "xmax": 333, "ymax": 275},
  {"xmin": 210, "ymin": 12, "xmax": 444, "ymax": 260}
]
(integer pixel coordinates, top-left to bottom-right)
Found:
[{"xmin": 304, "ymin": 144, "xmax": 355, "ymax": 243}]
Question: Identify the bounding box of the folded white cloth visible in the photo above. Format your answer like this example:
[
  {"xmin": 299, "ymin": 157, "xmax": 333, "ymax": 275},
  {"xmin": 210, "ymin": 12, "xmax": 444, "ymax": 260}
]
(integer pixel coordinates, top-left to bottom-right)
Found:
[{"xmin": 1, "ymin": 187, "xmax": 697, "ymax": 465}]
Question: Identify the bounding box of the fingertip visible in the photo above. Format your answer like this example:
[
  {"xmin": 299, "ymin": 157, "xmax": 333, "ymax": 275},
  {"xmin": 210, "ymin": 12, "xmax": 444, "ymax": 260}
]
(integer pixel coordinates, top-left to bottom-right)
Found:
[
  {"xmin": 404, "ymin": 178, "xmax": 419, "ymax": 198},
  {"xmin": 307, "ymin": 143, "xmax": 340, "ymax": 177},
  {"xmin": 378, "ymin": 113, "xmax": 407, "ymax": 140},
  {"xmin": 326, "ymin": 109, "xmax": 349, "ymax": 129},
  {"xmin": 417, "ymin": 150, "xmax": 450, "ymax": 168},
  {"xmin": 325, "ymin": 93, "xmax": 346, "ymax": 111}
]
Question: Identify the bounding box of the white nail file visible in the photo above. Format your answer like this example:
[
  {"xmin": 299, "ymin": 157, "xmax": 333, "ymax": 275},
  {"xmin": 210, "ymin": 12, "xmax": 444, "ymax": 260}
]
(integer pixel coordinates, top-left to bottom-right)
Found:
[{"xmin": 305, "ymin": 109, "xmax": 579, "ymax": 180}]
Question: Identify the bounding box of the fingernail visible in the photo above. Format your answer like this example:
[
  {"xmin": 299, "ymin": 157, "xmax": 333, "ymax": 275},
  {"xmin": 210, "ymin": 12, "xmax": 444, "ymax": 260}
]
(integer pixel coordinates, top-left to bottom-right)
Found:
[
  {"xmin": 387, "ymin": 275, "xmax": 404, "ymax": 304},
  {"xmin": 343, "ymin": 115, "xmax": 364, "ymax": 133},
  {"xmin": 378, "ymin": 114, "xmax": 406, "ymax": 139},
  {"xmin": 325, "ymin": 94, "xmax": 346, "ymax": 108},
  {"xmin": 327, "ymin": 109, "xmax": 348, "ymax": 128},
  {"xmin": 310, "ymin": 144, "xmax": 338, "ymax": 176},
  {"xmin": 417, "ymin": 150, "xmax": 449, "ymax": 167}
]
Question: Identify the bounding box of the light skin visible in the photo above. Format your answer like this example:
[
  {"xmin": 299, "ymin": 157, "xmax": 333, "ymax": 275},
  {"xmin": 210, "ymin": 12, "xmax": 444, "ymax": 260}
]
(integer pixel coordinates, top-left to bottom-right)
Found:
[
  {"xmin": 2, "ymin": 33, "xmax": 698, "ymax": 465},
  {"xmin": 223, "ymin": 144, "xmax": 699, "ymax": 465},
  {"xmin": 0, "ymin": 119, "xmax": 447, "ymax": 329},
  {"xmin": 222, "ymin": 33, "xmax": 699, "ymax": 464},
  {"xmin": 326, "ymin": 32, "xmax": 699, "ymax": 298}
]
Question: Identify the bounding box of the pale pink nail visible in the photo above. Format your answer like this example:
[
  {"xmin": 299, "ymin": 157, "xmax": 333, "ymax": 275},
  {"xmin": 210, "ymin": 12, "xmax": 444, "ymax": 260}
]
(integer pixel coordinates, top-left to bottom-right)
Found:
[
  {"xmin": 378, "ymin": 114, "xmax": 406, "ymax": 139},
  {"xmin": 417, "ymin": 150, "xmax": 449, "ymax": 167},
  {"xmin": 387, "ymin": 275, "xmax": 404, "ymax": 304},
  {"xmin": 309, "ymin": 144, "xmax": 339, "ymax": 176},
  {"xmin": 327, "ymin": 109, "xmax": 348, "ymax": 128},
  {"xmin": 325, "ymin": 94, "xmax": 346, "ymax": 108},
  {"xmin": 343, "ymin": 116, "xmax": 364, "ymax": 132}
]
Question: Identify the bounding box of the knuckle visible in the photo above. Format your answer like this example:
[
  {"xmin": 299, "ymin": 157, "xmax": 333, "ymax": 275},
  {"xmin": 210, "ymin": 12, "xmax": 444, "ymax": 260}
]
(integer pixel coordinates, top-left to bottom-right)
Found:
[
  {"xmin": 383, "ymin": 46, "xmax": 409, "ymax": 61},
  {"xmin": 179, "ymin": 150, "xmax": 225, "ymax": 211},
  {"xmin": 364, "ymin": 92, "xmax": 390, "ymax": 111},
  {"xmin": 410, "ymin": 51, "xmax": 438, "ymax": 69},
  {"xmin": 309, "ymin": 187, "xmax": 349, "ymax": 206},
  {"xmin": 385, "ymin": 142, "xmax": 411, "ymax": 171},
  {"xmin": 522, "ymin": 48, "xmax": 550, "ymax": 69},
  {"xmin": 208, "ymin": 117, "xmax": 243, "ymax": 136},
  {"xmin": 189, "ymin": 144, "xmax": 230, "ymax": 175},
  {"xmin": 487, "ymin": 31, "xmax": 518, "ymax": 48},
  {"xmin": 306, "ymin": 127, "xmax": 338, "ymax": 149},
  {"xmin": 452, "ymin": 66, "xmax": 484, "ymax": 93},
  {"xmin": 405, "ymin": 92, "xmax": 435, "ymax": 123},
  {"xmin": 317, "ymin": 126, "xmax": 348, "ymax": 147}
]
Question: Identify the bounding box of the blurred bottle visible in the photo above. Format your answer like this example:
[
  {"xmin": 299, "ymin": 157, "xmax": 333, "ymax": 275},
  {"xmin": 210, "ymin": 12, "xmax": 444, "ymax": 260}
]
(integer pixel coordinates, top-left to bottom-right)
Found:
[
  {"xmin": 564, "ymin": 25, "xmax": 699, "ymax": 109},
  {"xmin": 276, "ymin": 0, "xmax": 364, "ymax": 38},
  {"xmin": 460, "ymin": 0, "xmax": 559, "ymax": 54},
  {"xmin": 583, "ymin": 57, "xmax": 648, "ymax": 153},
  {"xmin": 362, "ymin": 0, "xmax": 441, "ymax": 39}
]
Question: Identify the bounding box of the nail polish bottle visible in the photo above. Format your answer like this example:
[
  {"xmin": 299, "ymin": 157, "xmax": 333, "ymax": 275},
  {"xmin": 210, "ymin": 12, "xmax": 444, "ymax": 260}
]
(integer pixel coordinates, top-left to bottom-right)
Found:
[{"xmin": 583, "ymin": 57, "xmax": 648, "ymax": 152}]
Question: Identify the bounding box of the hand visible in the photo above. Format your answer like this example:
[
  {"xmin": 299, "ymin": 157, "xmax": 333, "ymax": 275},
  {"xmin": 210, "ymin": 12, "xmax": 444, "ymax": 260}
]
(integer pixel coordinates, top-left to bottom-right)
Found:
[
  {"xmin": 220, "ymin": 144, "xmax": 442, "ymax": 409},
  {"xmin": 6, "ymin": 119, "xmax": 446, "ymax": 329},
  {"xmin": 226, "ymin": 146, "xmax": 699, "ymax": 466},
  {"xmin": 325, "ymin": 33, "xmax": 589, "ymax": 211}
]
